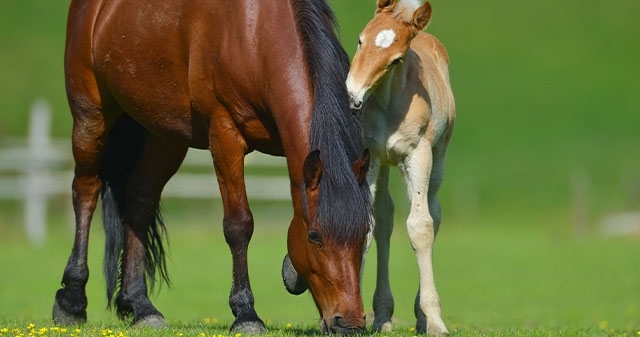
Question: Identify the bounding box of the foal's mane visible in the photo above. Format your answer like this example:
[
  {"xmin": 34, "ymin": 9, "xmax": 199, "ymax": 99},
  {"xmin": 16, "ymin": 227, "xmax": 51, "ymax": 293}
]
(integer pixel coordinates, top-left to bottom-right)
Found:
[{"xmin": 292, "ymin": 0, "xmax": 371, "ymax": 245}]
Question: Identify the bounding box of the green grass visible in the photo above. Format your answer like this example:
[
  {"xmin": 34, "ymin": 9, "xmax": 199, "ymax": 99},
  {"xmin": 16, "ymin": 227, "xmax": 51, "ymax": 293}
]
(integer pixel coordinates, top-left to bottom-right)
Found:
[
  {"xmin": 1, "ymin": 0, "xmax": 640, "ymax": 335},
  {"xmin": 0, "ymin": 208, "xmax": 638, "ymax": 335}
]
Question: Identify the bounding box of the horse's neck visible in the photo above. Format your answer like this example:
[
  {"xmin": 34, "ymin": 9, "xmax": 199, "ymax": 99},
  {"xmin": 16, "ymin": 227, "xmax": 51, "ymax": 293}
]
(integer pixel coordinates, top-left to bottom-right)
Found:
[{"xmin": 371, "ymin": 64, "xmax": 407, "ymax": 110}]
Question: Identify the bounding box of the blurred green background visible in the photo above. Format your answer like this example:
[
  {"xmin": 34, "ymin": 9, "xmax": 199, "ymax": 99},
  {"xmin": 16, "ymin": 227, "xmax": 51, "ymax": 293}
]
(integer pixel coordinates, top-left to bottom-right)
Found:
[{"xmin": 0, "ymin": 0, "xmax": 638, "ymax": 333}]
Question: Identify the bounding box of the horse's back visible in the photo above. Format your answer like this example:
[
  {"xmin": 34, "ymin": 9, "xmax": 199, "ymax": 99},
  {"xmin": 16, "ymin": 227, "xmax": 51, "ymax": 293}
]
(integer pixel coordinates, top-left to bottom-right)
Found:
[
  {"xmin": 411, "ymin": 32, "xmax": 455, "ymax": 146},
  {"xmin": 411, "ymin": 32, "xmax": 452, "ymax": 88},
  {"xmin": 65, "ymin": 0, "xmax": 304, "ymax": 151}
]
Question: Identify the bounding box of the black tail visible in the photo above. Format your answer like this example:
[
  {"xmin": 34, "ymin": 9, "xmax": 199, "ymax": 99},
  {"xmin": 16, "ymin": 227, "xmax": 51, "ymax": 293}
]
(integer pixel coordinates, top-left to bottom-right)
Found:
[{"xmin": 100, "ymin": 114, "xmax": 170, "ymax": 308}]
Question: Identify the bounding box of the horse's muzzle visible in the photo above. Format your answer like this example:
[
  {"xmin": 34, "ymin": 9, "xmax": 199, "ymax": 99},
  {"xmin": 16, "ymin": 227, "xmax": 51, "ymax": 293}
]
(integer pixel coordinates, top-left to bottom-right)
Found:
[{"xmin": 321, "ymin": 315, "xmax": 366, "ymax": 335}]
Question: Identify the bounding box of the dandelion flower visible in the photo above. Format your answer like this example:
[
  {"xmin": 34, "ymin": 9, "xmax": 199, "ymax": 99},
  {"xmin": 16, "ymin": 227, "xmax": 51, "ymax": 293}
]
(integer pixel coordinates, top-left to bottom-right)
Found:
[
  {"xmin": 285, "ymin": 323, "xmax": 292, "ymax": 329},
  {"xmin": 599, "ymin": 321, "xmax": 608, "ymax": 329}
]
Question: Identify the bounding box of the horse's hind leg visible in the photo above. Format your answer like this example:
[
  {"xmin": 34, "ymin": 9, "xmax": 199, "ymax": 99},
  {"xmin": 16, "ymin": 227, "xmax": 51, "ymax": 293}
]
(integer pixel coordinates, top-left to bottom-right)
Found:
[
  {"xmin": 369, "ymin": 165, "xmax": 396, "ymax": 333},
  {"xmin": 401, "ymin": 141, "xmax": 448, "ymax": 336},
  {"xmin": 115, "ymin": 135, "xmax": 188, "ymax": 327},
  {"xmin": 53, "ymin": 94, "xmax": 116, "ymax": 325}
]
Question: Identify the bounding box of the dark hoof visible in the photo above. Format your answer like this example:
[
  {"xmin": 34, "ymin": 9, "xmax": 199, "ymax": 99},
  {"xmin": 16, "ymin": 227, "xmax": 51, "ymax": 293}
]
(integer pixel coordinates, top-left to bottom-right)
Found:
[
  {"xmin": 132, "ymin": 315, "xmax": 168, "ymax": 328},
  {"xmin": 231, "ymin": 321, "xmax": 266, "ymax": 335},
  {"xmin": 52, "ymin": 299, "xmax": 87, "ymax": 326}
]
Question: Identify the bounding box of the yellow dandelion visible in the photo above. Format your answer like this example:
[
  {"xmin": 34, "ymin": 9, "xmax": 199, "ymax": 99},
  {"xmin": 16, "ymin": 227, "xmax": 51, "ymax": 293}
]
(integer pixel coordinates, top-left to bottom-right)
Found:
[
  {"xmin": 235, "ymin": 333, "xmax": 242, "ymax": 337},
  {"xmin": 198, "ymin": 333, "xmax": 206, "ymax": 337},
  {"xmin": 177, "ymin": 333, "xmax": 183, "ymax": 337},
  {"xmin": 409, "ymin": 327, "xmax": 416, "ymax": 332},
  {"xmin": 285, "ymin": 323, "xmax": 292, "ymax": 329},
  {"xmin": 213, "ymin": 318, "xmax": 219, "ymax": 324},
  {"xmin": 636, "ymin": 331, "xmax": 639, "ymax": 335},
  {"xmin": 1, "ymin": 328, "xmax": 8, "ymax": 333}
]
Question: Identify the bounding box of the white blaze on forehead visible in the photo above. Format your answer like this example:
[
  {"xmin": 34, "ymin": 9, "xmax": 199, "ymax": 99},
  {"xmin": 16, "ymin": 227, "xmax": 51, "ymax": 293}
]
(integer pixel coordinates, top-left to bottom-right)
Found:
[{"xmin": 375, "ymin": 29, "xmax": 396, "ymax": 48}]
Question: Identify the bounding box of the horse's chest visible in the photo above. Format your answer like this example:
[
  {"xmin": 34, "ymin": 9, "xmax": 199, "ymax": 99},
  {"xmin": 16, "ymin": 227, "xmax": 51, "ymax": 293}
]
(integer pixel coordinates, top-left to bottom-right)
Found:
[{"xmin": 364, "ymin": 107, "xmax": 429, "ymax": 163}]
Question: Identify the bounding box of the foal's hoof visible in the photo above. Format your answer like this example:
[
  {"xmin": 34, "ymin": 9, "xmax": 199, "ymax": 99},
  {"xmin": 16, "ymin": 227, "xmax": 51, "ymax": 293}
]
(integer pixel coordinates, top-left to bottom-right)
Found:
[
  {"xmin": 52, "ymin": 300, "xmax": 87, "ymax": 326},
  {"xmin": 132, "ymin": 315, "xmax": 168, "ymax": 329},
  {"xmin": 231, "ymin": 321, "xmax": 267, "ymax": 335}
]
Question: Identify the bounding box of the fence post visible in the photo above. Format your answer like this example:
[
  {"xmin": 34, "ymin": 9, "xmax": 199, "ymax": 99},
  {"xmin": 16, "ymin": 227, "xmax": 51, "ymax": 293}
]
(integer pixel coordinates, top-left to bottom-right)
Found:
[{"xmin": 24, "ymin": 99, "xmax": 51, "ymax": 246}]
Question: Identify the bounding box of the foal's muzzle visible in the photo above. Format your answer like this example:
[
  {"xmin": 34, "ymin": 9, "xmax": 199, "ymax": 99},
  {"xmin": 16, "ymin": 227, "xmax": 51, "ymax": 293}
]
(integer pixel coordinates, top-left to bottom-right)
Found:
[{"xmin": 349, "ymin": 96, "xmax": 363, "ymax": 110}]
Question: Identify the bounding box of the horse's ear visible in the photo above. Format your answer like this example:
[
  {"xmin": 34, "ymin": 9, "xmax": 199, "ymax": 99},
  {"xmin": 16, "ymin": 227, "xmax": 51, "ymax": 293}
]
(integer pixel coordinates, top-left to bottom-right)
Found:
[
  {"xmin": 376, "ymin": 0, "xmax": 398, "ymax": 13},
  {"xmin": 303, "ymin": 150, "xmax": 323, "ymax": 191},
  {"xmin": 411, "ymin": 1, "xmax": 432, "ymax": 32},
  {"xmin": 352, "ymin": 149, "xmax": 370, "ymax": 186}
]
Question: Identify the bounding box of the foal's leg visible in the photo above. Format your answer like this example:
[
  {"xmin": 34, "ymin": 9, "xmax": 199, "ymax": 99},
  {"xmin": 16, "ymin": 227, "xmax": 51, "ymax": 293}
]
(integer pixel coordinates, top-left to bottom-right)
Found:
[
  {"xmin": 369, "ymin": 165, "xmax": 396, "ymax": 332},
  {"xmin": 116, "ymin": 135, "xmax": 188, "ymax": 326},
  {"xmin": 401, "ymin": 141, "xmax": 448, "ymax": 336},
  {"xmin": 53, "ymin": 96, "xmax": 115, "ymax": 325},
  {"xmin": 209, "ymin": 116, "xmax": 264, "ymax": 334}
]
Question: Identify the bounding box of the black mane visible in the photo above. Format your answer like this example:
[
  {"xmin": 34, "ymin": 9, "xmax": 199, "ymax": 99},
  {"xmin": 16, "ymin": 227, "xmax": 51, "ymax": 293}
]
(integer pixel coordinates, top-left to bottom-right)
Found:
[{"xmin": 293, "ymin": 0, "xmax": 371, "ymax": 245}]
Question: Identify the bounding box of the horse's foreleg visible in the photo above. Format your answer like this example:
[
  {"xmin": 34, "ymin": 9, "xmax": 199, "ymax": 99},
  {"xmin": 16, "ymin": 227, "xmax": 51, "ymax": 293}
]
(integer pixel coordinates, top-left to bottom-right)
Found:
[
  {"xmin": 402, "ymin": 143, "xmax": 448, "ymax": 336},
  {"xmin": 53, "ymin": 108, "xmax": 109, "ymax": 325},
  {"xmin": 369, "ymin": 165, "xmax": 396, "ymax": 333},
  {"xmin": 115, "ymin": 136, "xmax": 188, "ymax": 327},
  {"xmin": 210, "ymin": 120, "xmax": 265, "ymax": 334}
]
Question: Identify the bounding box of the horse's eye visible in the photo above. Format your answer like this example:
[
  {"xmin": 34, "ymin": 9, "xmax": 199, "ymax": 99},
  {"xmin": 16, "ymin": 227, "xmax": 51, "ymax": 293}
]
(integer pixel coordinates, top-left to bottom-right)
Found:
[
  {"xmin": 308, "ymin": 229, "xmax": 323, "ymax": 244},
  {"xmin": 357, "ymin": 37, "xmax": 362, "ymax": 48}
]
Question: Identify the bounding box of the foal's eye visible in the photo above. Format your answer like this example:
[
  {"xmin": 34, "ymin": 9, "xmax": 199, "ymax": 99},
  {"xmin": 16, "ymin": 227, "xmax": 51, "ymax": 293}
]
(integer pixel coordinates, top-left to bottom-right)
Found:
[
  {"xmin": 357, "ymin": 37, "xmax": 362, "ymax": 48},
  {"xmin": 391, "ymin": 56, "xmax": 404, "ymax": 66},
  {"xmin": 308, "ymin": 229, "xmax": 323, "ymax": 244}
]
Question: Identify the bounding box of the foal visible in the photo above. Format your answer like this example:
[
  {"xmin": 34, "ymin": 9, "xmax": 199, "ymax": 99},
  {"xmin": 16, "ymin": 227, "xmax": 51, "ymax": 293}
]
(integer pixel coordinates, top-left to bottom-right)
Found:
[{"xmin": 347, "ymin": 0, "xmax": 455, "ymax": 335}]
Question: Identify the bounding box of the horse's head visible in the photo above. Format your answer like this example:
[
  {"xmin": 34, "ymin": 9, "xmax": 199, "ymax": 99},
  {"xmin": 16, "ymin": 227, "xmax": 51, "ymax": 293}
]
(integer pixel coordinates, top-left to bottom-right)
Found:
[
  {"xmin": 282, "ymin": 149, "xmax": 370, "ymax": 334},
  {"xmin": 346, "ymin": 0, "xmax": 432, "ymax": 110}
]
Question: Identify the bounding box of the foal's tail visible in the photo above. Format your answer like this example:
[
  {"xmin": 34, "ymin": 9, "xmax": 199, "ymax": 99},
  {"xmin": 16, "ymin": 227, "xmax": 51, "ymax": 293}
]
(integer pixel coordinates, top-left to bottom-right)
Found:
[{"xmin": 100, "ymin": 114, "xmax": 169, "ymax": 307}]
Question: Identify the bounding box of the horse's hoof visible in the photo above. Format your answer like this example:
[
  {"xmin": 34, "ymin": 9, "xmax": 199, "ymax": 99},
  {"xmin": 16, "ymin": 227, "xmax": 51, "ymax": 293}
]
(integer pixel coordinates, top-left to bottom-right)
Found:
[
  {"xmin": 426, "ymin": 324, "xmax": 449, "ymax": 336},
  {"xmin": 132, "ymin": 315, "xmax": 168, "ymax": 329},
  {"xmin": 372, "ymin": 320, "xmax": 393, "ymax": 333},
  {"xmin": 231, "ymin": 321, "xmax": 267, "ymax": 335},
  {"xmin": 52, "ymin": 300, "xmax": 87, "ymax": 326}
]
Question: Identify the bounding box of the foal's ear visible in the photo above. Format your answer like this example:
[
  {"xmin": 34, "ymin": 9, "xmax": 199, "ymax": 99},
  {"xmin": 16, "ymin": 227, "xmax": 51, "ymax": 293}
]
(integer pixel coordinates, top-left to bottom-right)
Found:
[
  {"xmin": 303, "ymin": 150, "xmax": 323, "ymax": 191},
  {"xmin": 376, "ymin": 0, "xmax": 398, "ymax": 13},
  {"xmin": 352, "ymin": 149, "xmax": 370, "ymax": 186},
  {"xmin": 411, "ymin": 1, "xmax": 432, "ymax": 32}
]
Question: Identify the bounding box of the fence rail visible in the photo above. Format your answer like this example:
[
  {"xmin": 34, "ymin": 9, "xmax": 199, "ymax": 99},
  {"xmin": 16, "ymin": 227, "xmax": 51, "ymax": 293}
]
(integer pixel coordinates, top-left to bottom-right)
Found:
[{"xmin": 0, "ymin": 100, "xmax": 289, "ymax": 245}]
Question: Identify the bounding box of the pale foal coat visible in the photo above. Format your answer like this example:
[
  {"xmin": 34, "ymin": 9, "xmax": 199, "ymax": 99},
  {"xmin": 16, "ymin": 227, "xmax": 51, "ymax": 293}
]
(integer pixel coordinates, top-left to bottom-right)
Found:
[{"xmin": 347, "ymin": 0, "xmax": 455, "ymax": 335}]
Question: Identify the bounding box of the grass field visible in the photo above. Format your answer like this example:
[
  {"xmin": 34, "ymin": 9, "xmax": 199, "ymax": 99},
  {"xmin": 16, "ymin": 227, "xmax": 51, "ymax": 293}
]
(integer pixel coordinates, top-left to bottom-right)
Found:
[
  {"xmin": 1, "ymin": 210, "xmax": 638, "ymax": 336},
  {"xmin": 1, "ymin": 0, "xmax": 639, "ymax": 336}
]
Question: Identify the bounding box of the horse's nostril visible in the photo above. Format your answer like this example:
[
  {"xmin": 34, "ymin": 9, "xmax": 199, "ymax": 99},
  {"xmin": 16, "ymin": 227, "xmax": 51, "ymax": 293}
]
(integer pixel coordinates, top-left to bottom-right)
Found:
[
  {"xmin": 330, "ymin": 315, "xmax": 365, "ymax": 334},
  {"xmin": 353, "ymin": 101, "xmax": 362, "ymax": 109}
]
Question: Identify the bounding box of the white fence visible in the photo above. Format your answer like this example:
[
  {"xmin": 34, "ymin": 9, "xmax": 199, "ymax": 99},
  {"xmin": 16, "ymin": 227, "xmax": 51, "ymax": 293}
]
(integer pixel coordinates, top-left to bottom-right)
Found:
[{"xmin": 0, "ymin": 100, "xmax": 290, "ymax": 246}]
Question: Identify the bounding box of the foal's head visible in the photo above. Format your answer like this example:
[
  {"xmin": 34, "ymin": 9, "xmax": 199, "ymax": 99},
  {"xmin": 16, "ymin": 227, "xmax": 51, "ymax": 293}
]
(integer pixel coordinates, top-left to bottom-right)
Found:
[{"xmin": 347, "ymin": 0, "xmax": 432, "ymax": 110}]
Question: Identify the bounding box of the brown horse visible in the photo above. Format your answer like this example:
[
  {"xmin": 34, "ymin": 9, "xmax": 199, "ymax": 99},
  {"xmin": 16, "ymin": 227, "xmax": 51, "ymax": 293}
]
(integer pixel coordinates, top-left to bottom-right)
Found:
[
  {"xmin": 53, "ymin": 0, "xmax": 372, "ymax": 334},
  {"xmin": 347, "ymin": 0, "xmax": 455, "ymax": 335}
]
